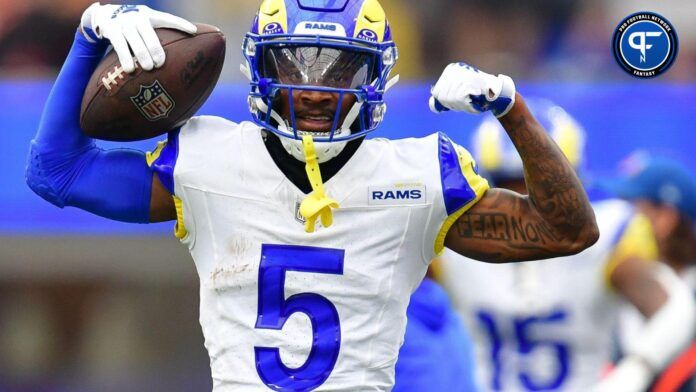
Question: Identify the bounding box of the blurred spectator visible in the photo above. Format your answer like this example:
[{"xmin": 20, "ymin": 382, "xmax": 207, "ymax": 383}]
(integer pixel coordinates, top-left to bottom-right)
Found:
[
  {"xmin": 0, "ymin": 0, "xmax": 174, "ymax": 78},
  {"xmin": 2, "ymin": 0, "xmax": 695, "ymax": 81},
  {"xmin": 0, "ymin": 0, "xmax": 90, "ymax": 77}
]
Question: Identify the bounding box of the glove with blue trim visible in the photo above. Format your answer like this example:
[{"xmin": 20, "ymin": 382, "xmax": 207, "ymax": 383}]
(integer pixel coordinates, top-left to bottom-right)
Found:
[
  {"xmin": 429, "ymin": 62, "xmax": 516, "ymax": 118},
  {"xmin": 79, "ymin": 2, "xmax": 197, "ymax": 73}
]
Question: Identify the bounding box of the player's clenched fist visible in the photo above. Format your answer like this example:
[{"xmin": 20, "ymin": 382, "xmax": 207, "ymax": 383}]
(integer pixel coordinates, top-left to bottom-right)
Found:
[
  {"xmin": 79, "ymin": 2, "xmax": 197, "ymax": 72},
  {"xmin": 430, "ymin": 62, "xmax": 516, "ymax": 118}
]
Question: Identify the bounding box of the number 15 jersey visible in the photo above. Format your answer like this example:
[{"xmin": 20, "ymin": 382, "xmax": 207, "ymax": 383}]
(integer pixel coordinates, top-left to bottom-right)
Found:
[
  {"xmin": 437, "ymin": 199, "xmax": 656, "ymax": 392},
  {"xmin": 148, "ymin": 116, "xmax": 489, "ymax": 391}
]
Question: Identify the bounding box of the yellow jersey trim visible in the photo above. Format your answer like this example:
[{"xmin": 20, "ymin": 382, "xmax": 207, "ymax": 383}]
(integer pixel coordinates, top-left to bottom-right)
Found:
[
  {"xmin": 434, "ymin": 190, "xmax": 487, "ymax": 256},
  {"xmin": 603, "ymin": 213, "xmax": 658, "ymax": 287},
  {"xmin": 434, "ymin": 146, "xmax": 490, "ymax": 255},
  {"xmin": 146, "ymin": 140, "xmax": 166, "ymax": 167},
  {"xmin": 173, "ymin": 196, "xmax": 188, "ymax": 240}
]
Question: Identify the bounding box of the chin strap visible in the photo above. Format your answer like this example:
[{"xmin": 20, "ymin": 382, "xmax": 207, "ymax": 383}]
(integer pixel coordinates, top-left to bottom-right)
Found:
[{"xmin": 299, "ymin": 135, "xmax": 339, "ymax": 233}]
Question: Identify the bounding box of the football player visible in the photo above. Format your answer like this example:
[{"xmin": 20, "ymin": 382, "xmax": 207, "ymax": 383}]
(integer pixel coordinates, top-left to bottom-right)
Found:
[
  {"xmin": 25, "ymin": 1, "xmax": 598, "ymax": 390},
  {"xmin": 603, "ymin": 154, "xmax": 696, "ymax": 392},
  {"xmin": 394, "ymin": 277, "xmax": 480, "ymax": 392},
  {"xmin": 436, "ymin": 101, "xmax": 696, "ymax": 392}
]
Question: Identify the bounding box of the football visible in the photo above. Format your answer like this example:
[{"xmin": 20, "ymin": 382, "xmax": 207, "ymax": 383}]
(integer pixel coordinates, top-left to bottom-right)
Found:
[{"xmin": 80, "ymin": 23, "xmax": 226, "ymax": 141}]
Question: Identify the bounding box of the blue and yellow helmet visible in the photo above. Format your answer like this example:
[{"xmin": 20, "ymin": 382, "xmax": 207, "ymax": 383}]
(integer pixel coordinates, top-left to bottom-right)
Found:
[
  {"xmin": 242, "ymin": 0, "xmax": 398, "ymax": 144},
  {"xmin": 471, "ymin": 98, "xmax": 586, "ymax": 183}
]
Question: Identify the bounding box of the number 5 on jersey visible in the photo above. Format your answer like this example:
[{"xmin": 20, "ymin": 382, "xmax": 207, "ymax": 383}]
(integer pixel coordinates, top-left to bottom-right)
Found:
[{"xmin": 255, "ymin": 244, "xmax": 345, "ymax": 391}]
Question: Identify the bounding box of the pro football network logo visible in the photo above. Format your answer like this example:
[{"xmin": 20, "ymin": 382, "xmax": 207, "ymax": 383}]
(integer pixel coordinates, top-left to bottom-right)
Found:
[
  {"xmin": 131, "ymin": 81, "xmax": 175, "ymax": 121},
  {"xmin": 612, "ymin": 12, "xmax": 678, "ymax": 78}
]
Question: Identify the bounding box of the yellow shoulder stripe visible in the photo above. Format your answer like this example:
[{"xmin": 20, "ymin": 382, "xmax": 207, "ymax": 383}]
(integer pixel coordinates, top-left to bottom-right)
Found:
[{"xmin": 604, "ymin": 213, "xmax": 658, "ymax": 286}]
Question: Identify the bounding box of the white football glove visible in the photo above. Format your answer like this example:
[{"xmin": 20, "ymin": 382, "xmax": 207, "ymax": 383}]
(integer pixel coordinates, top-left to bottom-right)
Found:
[
  {"xmin": 79, "ymin": 2, "xmax": 197, "ymax": 73},
  {"xmin": 430, "ymin": 62, "xmax": 516, "ymax": 118}
]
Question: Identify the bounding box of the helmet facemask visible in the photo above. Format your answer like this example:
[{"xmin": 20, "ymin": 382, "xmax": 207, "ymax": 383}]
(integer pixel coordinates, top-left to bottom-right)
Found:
[{"xmin": 242, "ymin": 34, "xmax": 398, "ymax": 162}]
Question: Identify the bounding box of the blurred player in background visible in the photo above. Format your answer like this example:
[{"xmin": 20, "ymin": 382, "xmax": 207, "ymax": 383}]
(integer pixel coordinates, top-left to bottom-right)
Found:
[
  {"xmin": 437, "ymin": 100, "xmax": 696, "ymax": 392},
  {"xmin": 394, "ymin": 277, "xmax": 480, "ymax": 392},
  {"xmin": 602, "ymin": 154, "xmax": 696, "ymax": 392},
  {"xmin": 26, "ymin": 1, "xmax": 599, "ymax": 390}
]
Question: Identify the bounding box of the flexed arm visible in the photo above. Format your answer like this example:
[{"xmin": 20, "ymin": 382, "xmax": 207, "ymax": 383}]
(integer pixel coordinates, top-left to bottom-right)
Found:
[{"xmin": 432, "ymin": 64, "xmax": 598, "ymax": 262}]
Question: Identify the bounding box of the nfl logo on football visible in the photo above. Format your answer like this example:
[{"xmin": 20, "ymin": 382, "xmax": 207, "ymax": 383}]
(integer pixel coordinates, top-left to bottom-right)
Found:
[{"xmin": 131, "ymin": 80, "xmax": 176, "ymax": 121}]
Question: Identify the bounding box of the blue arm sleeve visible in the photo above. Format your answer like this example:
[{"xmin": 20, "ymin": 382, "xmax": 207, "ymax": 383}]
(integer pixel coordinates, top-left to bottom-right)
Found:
[{"xmin": 26, "ymin": 31, "xmax": 154, "ymax": 223}]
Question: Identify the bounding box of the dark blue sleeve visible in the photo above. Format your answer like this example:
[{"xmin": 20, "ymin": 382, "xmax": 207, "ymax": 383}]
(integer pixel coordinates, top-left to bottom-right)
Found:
[{"xmin": 25, "ymin": 31, "xmax": 154, "ymax": 223}]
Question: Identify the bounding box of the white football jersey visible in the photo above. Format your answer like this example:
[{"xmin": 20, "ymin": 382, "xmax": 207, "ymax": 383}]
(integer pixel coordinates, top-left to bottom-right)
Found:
[
  {"xmin": 149, "ymin": 116, "xmax": 489, "ymax": 391},
  {"xmin": 438, "ymin": 199, "xmax": 646, "ymax": 392}
]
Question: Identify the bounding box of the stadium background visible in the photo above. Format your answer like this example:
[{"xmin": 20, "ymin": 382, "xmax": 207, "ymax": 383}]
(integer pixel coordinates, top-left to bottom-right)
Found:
[{"xmin": 0, "ymin": 0, "xmax": 694, "ymax": 390}]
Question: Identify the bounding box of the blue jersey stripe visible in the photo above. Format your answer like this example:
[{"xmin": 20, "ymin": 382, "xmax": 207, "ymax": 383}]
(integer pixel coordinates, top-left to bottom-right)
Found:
[
  {"xmin": 151, "ymin": 128, "xmax": 180, "ymax": 195},
  {"xmin": 438, "ymin": 133, "xmax": 477, "ymax": 216}
]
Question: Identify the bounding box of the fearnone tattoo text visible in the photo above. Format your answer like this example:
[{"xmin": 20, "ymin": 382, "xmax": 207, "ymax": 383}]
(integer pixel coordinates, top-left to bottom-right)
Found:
[{"xmin": 455, "ymin": 212, "xmax": 563, "ymax": 245}]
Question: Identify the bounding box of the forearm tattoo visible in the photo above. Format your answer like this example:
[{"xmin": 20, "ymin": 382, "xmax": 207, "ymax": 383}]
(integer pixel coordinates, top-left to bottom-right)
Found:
[
  {"xmin": 499, "ymin": 113, "xmax": 593, "ymax": 239},
  {"xmin": 447, "ymin": 101, "xmax": 597, "ymax": 263},
  {"xmin": 450, "ymin": 191, "xmax": 560, "ymax": 262},
  {"xmin": 456, "ymin": 210, "xmax": 562, "ymax": 245}
]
